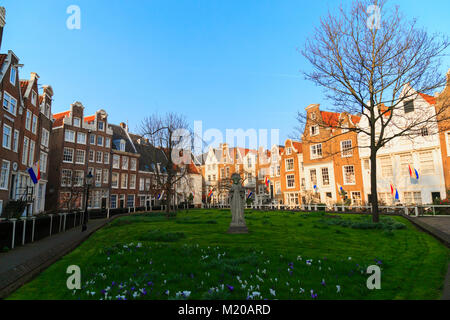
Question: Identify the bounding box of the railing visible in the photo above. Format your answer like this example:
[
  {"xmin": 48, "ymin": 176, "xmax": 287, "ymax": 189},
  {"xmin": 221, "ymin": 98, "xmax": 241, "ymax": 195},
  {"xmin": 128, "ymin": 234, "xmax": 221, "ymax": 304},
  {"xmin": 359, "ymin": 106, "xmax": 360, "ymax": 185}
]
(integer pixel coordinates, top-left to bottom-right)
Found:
[{"xmin": 201, "ymin": 203, "xmax": 450, "ymax": 216}]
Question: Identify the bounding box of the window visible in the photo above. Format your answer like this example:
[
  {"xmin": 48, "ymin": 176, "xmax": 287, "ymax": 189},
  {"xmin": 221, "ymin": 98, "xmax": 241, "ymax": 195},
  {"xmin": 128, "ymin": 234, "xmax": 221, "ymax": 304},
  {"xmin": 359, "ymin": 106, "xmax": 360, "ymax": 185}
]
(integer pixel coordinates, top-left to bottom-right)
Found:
[
  {"xmin": 380, "ymin": 157, "xmax": 393, "ymax": 176},
  {"xmin": 0, "ymin": 160, "xmax": 10, "ymax": 190},
  {"xmin": 341, "ymin": 140, "xmax": 352, "ymax": 157},
  {"xmin": 77, "ymin": 132, "xmax": 86, "ymax": 144},
  {"xmin": 343, "ymin": 165, "xmax": 356, "ymax": 185},
  {"xmin": 110, "ymin": 195, "xmax": 117, "ymax": 209},
  {"xmin": 113, "ymin": 155, "xmax": 120, "ymax": 168},
  {"xmin": 287, "ymin": 193, "xmax": 299, "ymax": 205},
  {"xmin": 12, "ymin": 129, "xmax": 19, "ymax": 153},
  {"xmin": 98, "ymin": 121, "xmax": 104, "ymax": 131},
  {"xmin": 363, "ymin": 159, "xmax": 370, "ymax": 170},
  {"xmin": 351, "ymin": 192, "xmax": 362, "ymax": 205},
  {"xmin": 28, "ymin": 141, "xmax": 35, "ymax": 166},
  {"xmin": 44, "ymin": 103, "xmax": 50, "ymax": 118},
  {"xmin": 420, "ymin": 127, "xmax": 429, "ymax": 137},
  {"xmin": 2, "ymin": 124, "xmax": 12, "ymax": 149},
  {"xmin": 130, "ymin": 158, "xmax": 137, "ymax": 171},
  {"xmin": 285, "ymin": 158, "xmax": 294, "ymax": 171},
  {"xmin": 61, "ymin": 169, "xmax": 72, "ymax": 186},
  {"xmin": 276, "ymin": 165, "xmax": 281, "ymax": 176},
  {"xmin": 22, "ymin": 137, "xmax": 29, "ymax": 165},
  {"xmin": 120, "ymin": 140, "xmax": 126, "ymax": 151},
  {"xmin": 95, "ymin": 169, "xmax": 102, "ymax": 186},
  {"xmin": 122, "ymin": 156, "xmax": 129, "ymax": 170},
  {"xmin": 73, "ymin": 117, "xmax": 81, "ymax": 127},
  {"xmin": 310, "ymin": 169, "xmax": 317, "ymax": 185},
  {"xmin": 73, "ymin": 171, "xmax": 84, "ymax": 187},
  {"xmin": 399, "ymin": 153, "xmax": 413, "ymax": 176},
  {"xmin": 104, "ymin": 153, "xmax": 110, "ymax": 164},
  {"xmin": 130, "ymin": 174, "xmax": 136, "ymax": 189},
  {"xmin": 75, "ymin": 149, "xmax": 85, "ymax": 164},
  {"xmin": 403, "ymin": 191, "xmax": 422, "ymax": 204},
  {"xmin": 111, "ymin": 173, "xmax": 119, "ymax": 188},
  {"xmin": 25, "ymin": 110, "xmax": 32, "ymax": 131},
  {"xmin": 63, "ymin": 147, "xmax": 74, "ymax": 163},
  {"xmin": 286, "ymin": 174, "xmax": 295, "ymax": 188},
  {"xmin": 419, "ymin": 151, "xmax": 434, "ymax": 175},
  {"xmin": 145, "ymin": 178, "xmax": 151, "ymax": 191},
  {"xmin": 286, "ymin": 147, "xmax": 292, "ymax": 155},
  {"xmin": 10, "ymin": 67, "xmax": 16, "ymax": 85},
  {"xmin": 41, "ymin": 128, "xmax": 50, "ymax": 147},
  {"xmin": 40, "ymin": 152, "xmax": 48, "ymax": 173},
  {"xmin": 247, "ymin": 157, "xmax": 252, "ymax": 168},
  {"xmin": 404, "ymin": 100, "xmax": 414, "ymax": 113},
  {"xmin": 105, "ymin": 137, "xmax": 111, "ymax": 148},
  {"xmin": 32, "ymin": 115, "xmax": 38, "ymax": 134},
  {"xmin": 321, "ymin": 167, "xmax": 330, "ymax": 185},
  {"xmin": 121, "ymin": 173, "xmax": 128, "ymax": 189},
  {"xmin": 378, "ymin": 192, "xmax": 393, "ymax": 205},
  {"xmin": 89, "ymin": 150, "xmax": 95, "ymax": 162},
  {"xmin": 3, "ymin": 91, "xmax": 17, "ymax": 115},
  {"xmin": 97, "ymin": 135, "xmax": 104, "ymax": 146},
  {"xmin": 127, "ymin": 195, "xmax": 135, "ymax": 208},
  {"xmin": 65, "ymin": 130, "xmax": 75, "ymax": 143},
  {"xmin": 103, "ymin": 169, "xmax": 109, "ymax": 183},
  {"xmin": 310, "ymin": 144, "xmax": 322, "ymax": 159},
  {"xmin": 310, "ymin": 125, "xmax": 319, "ymax": 136},
  {"xmin": 96, "ymin": 151, "xmax": 103, "ymax": 163},
  {"xmin": 275, "ymin": 182, "xmax": 281, "ymax": 194},
  {"xmin": 139, "ymin": 178, "xmax": 145, "ymax": 191},
  {"xmin": 90, "ymin": 134, "xmax": 96, "ymax": 145},
  {"xmin": 310, "ymin": 112, "xmax": 316, "ymax": 120}
]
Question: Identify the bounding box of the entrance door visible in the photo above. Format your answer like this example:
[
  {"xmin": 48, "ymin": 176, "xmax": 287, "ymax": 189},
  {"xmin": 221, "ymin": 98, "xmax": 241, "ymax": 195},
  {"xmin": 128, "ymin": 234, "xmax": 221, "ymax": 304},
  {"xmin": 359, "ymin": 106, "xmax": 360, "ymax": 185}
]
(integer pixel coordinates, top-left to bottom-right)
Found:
[
  {"xmin": 101, "ymin": 198, "xmax": 107, "ymax": 209},
  {"xmin": 431, "ymin": 192, "xmax": 441, "ymax": 203}
]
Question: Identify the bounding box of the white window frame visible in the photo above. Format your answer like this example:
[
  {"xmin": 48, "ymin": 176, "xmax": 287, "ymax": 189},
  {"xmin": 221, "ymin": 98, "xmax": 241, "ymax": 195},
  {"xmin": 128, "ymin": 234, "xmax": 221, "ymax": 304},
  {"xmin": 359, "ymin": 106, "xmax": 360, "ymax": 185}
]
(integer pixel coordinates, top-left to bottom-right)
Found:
[
  {"xmin": 2, "ymin": 123, "xmax": 12, "ymax": 150},
  {"xmin": 340, "ymin": 140, "xmax": 352, "ymax": 157},
  {"xmin": 75, "ymin": 149, "xmax": 86, "ymax": 164},
  {"xmin": 419, "ymin": 151, "xmax": 435, "ymax": 175},
  {"xmin": 40, "ymin": 152, "xmax": 48, "ymax": 174},
  {"xmin": 65, "ymin": 130, "xmax": 75, "ymax": 143},
  {"xmin": 285, "ymin": 158, "xmax": 294, "ymax": 171},
  {"xmin": 97, "ymin": 135, "xmax": 104, "ymax": 146},
  {"xmin": 77, "ymin": 132, "xmax": 87, "ymax": 144},
  {"xmin": 32, "ymin": 114, "xmax": 38, "ymax": 134},
  {"xmin": 12, "ymin": 129, "xmax": 19, "ymax": 152},
  {"xmin": 25, "ymin": 110, "xmax": 32, "ymax": 131},
  {"xmin": 103, "ymin": 169, "xmax": 109, "ymax": 184},
  {"xmin": 286, "ymin": 174, "xmax": 295, "ymax": 189},
  {"xmin": 2, "ymin": 91, "xmax": 17, "ymax": 116},
  {"xmin": 22, "ymin": 137, "xmax": 29, "ymax": 165},
  {"xmin": 41, "ymin": 128, "xmax": 50, "ymax": 147},
  {"xmin": 0, "ymin": 160, "xmax": 10, "ymax": 190},
  {"xmin": 310, "ymin": 125, "xmax": 319, "ymax": 136},
  {"xmin": 96, "ymin": 151, "xmax": 103, "ymax": 163},
  {"xmin": 111, "ymin": 172, "xmax": 119, "ymax": 189},
  {"xmin": 63, "ymin": 147, "xmax": 74, "ymax": 163},
  {"xmin": 28, "ymin": 140, "xmax": 35, "ymax": 166},
  {"xmin": 321, "ymin": 167, "xmax": 330, "ymax": 186},
  {"xmin": 310, "ymin": 143, "xmax": 322, "ymax": 159},
  {"xmin": 73, "ymin": 117, "xmax": 81, "ymax": 127},
  {"xmin": 343, "ymin": 165, "xmax": 356, "ymax": 185},
  {"xmin": 10, "ymin": 67, "xmax": 16, "ymax": 85}
]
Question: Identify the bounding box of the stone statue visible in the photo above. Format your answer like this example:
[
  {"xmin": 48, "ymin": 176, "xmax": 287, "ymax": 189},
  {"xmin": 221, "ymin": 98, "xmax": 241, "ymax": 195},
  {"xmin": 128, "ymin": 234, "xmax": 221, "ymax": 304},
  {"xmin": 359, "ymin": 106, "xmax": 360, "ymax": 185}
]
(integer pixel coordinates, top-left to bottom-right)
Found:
[{"xmin": 227, "ymin": 173, "xmax": 248, "ymax": 233}]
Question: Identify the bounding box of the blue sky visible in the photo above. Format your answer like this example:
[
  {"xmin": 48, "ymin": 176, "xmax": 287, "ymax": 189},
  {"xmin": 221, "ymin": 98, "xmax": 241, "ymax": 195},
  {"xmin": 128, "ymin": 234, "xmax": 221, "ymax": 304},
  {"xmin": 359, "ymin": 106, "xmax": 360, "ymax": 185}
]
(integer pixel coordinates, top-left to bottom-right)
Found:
[{"xmin": 2, "ymin": 0, "xmax": 450, "ymax": 148}]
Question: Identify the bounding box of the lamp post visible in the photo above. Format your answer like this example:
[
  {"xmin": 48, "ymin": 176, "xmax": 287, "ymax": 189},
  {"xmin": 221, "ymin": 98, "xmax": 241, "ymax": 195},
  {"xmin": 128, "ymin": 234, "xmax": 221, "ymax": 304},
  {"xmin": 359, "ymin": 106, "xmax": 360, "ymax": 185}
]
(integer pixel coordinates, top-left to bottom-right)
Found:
[{"xmin": 82, "ymin": 171, "xmax": 93, "ymax": 232}]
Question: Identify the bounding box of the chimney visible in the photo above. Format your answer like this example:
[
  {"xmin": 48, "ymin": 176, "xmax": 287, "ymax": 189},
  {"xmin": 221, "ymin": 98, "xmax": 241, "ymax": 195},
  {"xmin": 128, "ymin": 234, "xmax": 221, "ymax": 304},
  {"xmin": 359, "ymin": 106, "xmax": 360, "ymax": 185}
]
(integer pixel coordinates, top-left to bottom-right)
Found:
[
  {"xmin": 0, "ymin": 7, "xmax": 5, "ymax": 51},
  {"xmin": 119, "ymin": 122, "xmax": 127, "ymax": 131}
]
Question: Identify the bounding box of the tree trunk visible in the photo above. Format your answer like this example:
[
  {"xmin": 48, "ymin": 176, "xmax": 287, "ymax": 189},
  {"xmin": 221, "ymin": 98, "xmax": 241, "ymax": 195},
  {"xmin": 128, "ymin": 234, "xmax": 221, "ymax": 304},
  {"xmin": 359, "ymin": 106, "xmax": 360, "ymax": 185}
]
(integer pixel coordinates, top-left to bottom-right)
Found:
[
  {"xmin": 370, "ymin": 147, "xmax": 379, "ymax": 223},
  {"xmin": 166, "ymin": 189, "xmax": 171, "ymax": 214}
]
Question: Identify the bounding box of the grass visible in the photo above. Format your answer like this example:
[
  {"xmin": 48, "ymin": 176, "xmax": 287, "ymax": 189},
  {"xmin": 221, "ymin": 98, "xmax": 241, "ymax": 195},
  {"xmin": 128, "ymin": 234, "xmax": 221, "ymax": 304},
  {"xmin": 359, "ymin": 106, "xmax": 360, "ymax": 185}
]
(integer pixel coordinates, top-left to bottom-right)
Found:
[{"xmin": 7, "ymin": 209, "xmax": 449, "ymax": 300}]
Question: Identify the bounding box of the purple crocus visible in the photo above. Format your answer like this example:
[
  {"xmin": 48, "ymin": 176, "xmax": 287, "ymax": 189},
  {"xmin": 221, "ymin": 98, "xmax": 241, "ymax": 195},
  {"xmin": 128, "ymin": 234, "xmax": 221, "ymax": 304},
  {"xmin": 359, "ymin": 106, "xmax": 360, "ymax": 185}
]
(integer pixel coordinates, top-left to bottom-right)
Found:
[{"xmin": 226, "ymin": 284, "xmax": 234, "ymax": 292}]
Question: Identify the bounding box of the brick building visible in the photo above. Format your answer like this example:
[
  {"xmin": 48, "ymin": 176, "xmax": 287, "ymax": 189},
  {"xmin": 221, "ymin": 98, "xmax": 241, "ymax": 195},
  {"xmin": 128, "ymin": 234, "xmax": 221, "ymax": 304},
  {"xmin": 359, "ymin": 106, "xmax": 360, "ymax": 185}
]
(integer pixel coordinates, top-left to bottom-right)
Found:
[{"xmin": 47, "ymin": 104, "xmax": 112, "ymax": 211}]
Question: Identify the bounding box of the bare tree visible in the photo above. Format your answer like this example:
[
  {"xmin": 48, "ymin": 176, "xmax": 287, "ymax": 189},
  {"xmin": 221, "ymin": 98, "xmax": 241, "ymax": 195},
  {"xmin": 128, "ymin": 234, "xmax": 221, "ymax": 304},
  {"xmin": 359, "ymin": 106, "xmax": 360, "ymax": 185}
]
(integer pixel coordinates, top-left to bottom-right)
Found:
[
  {"xmin": 139, "ymin": 113, "xmax": 193, "ymax": 214},
  {"xmin": 299, "ymin": 0, "xmax": 450, "ymax": 222}
]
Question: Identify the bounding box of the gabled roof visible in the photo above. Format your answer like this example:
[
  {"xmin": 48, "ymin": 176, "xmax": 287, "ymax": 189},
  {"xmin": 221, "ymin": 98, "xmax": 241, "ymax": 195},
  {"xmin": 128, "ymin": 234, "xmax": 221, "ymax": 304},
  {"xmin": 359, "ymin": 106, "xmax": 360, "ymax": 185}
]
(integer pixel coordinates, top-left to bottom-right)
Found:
[
  {"xmin": 52, "ymin": 110, "xmax": 71, "ymax": 127},
  {"xmin": 128, "ymin": 134, "xmax": 168, "ymax": 172},
  {"xmin": 20, "ymin": 80, "xmax": 29, "ymax": 96},
  {"xmin": 84, "ymin": 115, "xmax": 96, "ymax": 123},
  {"xmin": 418, "ymin": 92, "xmax": 436, "ymax": 105},
  {"xmin": 110, "ymin": 124, "xmax": 138, "ymax": 154},
  {"xmin": 0, "ymin": 54, "xmax": 6, "ymax": 68},
  {"xmin": 292, "ymin": 141, "xmax": 302, "ymax": 153}
]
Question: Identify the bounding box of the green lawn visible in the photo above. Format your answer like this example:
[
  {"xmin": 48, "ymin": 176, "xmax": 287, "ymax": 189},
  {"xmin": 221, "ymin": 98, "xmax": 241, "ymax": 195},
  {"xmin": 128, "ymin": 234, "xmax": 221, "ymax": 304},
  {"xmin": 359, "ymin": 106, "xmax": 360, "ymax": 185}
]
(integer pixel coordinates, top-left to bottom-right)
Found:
[{"xmin": 7, "ymin": 209, "xmax": 449, "ymax": 300}]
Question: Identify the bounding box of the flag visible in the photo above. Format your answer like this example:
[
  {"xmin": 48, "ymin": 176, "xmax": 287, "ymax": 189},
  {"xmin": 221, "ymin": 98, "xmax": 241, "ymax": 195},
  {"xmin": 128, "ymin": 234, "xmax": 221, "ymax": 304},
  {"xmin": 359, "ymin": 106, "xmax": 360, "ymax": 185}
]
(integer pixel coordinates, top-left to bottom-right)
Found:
[
  {"xmin": 157, "ymin": 191, "xmax": 164, "ymax": 200},
  {"xmin": 408, "ymin": 165, "xmax": 413, "ymax": 178},
  {"xmin": 208, "ymin": 189, "xmax": 213, "ymax": 198},
  {"xmin": 395, "ymin": 189, "xmax": 399, "ymax": 200},
  {"xmin": 337, "ymin": 183, "xmax": 344, "ymax": 193},
  {"xmin": 27, "ymin": 161, "xmax": 40, "ymax": 184},
  {"xmin": 247, "ymin": 190, "xmax": 253, "ymax": 199},
  {"xmin": 390, "ymin": 183, "xmax": 394, "ymax": 195},
  {"xmin": 409, "ymin": 165, "xmax": 419, "ymax": 180},
  {"xmin": 265, "ymin": 176, "xmax": 270, "ymax": 187},
  {"xmin": 313, "ymin": 185, "xmax": 318, "ymax": 193},
  {"xmin": 414, "ymin": 168, "xmax": 419, "ymax": 180}
]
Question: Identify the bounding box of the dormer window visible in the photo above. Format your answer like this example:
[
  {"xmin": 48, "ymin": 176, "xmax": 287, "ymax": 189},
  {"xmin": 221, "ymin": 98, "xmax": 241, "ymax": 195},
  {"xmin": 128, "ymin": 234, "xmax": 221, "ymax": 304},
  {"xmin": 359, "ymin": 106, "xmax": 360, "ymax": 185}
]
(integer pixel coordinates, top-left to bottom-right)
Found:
[
  {"xmin": 286, "ymin": 147, "xmax": 292, "ymax": 155},
  {"xmin": 10, "ymin": 67, "xmax": 16, "ymax": 85},
  {"xmin": 120, "ymin": 140, "xmax": 126, "ymax": 151},
  {"xmin": 310, "ymin": 125, "xmax": 319, "ymax": 136},
  {"xmin": 73, "ymin": 117, "xmax": 81, "ymax": 127},
  {"xmin": 310, "ymin": 113, "xmax": 316, "ymax": 120},
  {"xmin": 98, "ymin": 121, "xmax": 104, "ymax": 131},
  {"xmin": 31, "ymin": 90, "xmax": 37, "ymax": 106}
]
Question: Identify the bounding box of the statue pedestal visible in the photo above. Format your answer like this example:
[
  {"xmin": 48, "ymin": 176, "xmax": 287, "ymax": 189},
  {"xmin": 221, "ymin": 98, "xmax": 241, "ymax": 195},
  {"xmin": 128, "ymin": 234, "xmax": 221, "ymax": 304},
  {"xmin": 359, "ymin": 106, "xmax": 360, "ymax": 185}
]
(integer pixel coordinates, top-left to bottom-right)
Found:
[{"xmin": 227, "ymin": 224, "xmax": 248, "ymax": 234}]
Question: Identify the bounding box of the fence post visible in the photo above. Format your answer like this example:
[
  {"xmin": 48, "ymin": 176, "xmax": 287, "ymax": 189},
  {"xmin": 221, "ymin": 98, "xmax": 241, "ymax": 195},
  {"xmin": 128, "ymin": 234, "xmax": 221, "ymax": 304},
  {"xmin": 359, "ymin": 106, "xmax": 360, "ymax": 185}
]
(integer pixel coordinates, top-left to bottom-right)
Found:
[
  {"xmin": 314, "ymin": 204, "xmax": 318, "ymax": 211},
  {"xmin": 10, "ymin": 219, "xmax": 17, "ymax": 249},
  {"xmin": 63, "ymin": 213, "xmax": 67, "ymax": 232},
  {"xmin": 415, "ymin": 206, "xmax": 419, "ymax": 217},
  {"xmin": 333, "ymin": 204, "xmax": 337, "ymax": 212},
  {"xmin": 49, "ymin": 214, "xmax": 53, "ymax": 236},
  {"xmin": 133, "ymin": 207, "xmax": 136, "ymax": 213},
  {"xmin": 404, "ymin": 207, "xmax": 408, "ymax": 216},
  {"xmin": 341, "ymin": 204, "xmax": 345, "ymax": 212},
  {"xmin": 31, "ymin": 216, "xmax": 36, "ymax": 242},
  {"xmin": 128, "ymin": 207, "xmax": 131, "ymax": 213},
  {"xmin": 107, "ymin": 208, "xmax": 110, "ymax": 219},
  {"xmin": 21, "ymin": 217, "xmax": 27, "ymax": 246},
  {"xmin": 432, "ymin": 205, "xmax": 435, "ymax": 216},
  {"xmin": 58, "ymin": 213, "xmax": 62, "ymax": 232}
]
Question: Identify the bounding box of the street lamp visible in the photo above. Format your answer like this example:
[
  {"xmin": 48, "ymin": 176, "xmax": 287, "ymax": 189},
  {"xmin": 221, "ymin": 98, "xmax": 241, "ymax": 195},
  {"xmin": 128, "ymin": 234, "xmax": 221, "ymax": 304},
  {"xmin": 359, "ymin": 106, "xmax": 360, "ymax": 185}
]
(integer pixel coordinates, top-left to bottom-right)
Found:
[{"xmin": 81, "ymin": 171, "xmax": 94, "ymax": 232}]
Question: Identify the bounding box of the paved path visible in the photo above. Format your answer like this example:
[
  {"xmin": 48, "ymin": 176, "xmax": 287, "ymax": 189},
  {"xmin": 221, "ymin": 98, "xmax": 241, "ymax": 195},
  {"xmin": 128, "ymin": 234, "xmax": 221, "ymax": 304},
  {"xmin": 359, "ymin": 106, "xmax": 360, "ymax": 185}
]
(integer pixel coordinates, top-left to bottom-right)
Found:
[
  {"xmin": 0, "ymin": 216, "xmax": 124, "ymax": 299},
  {"xmin": 404, "ymin": 215, "xmax": 450, "ymax": 300}
]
